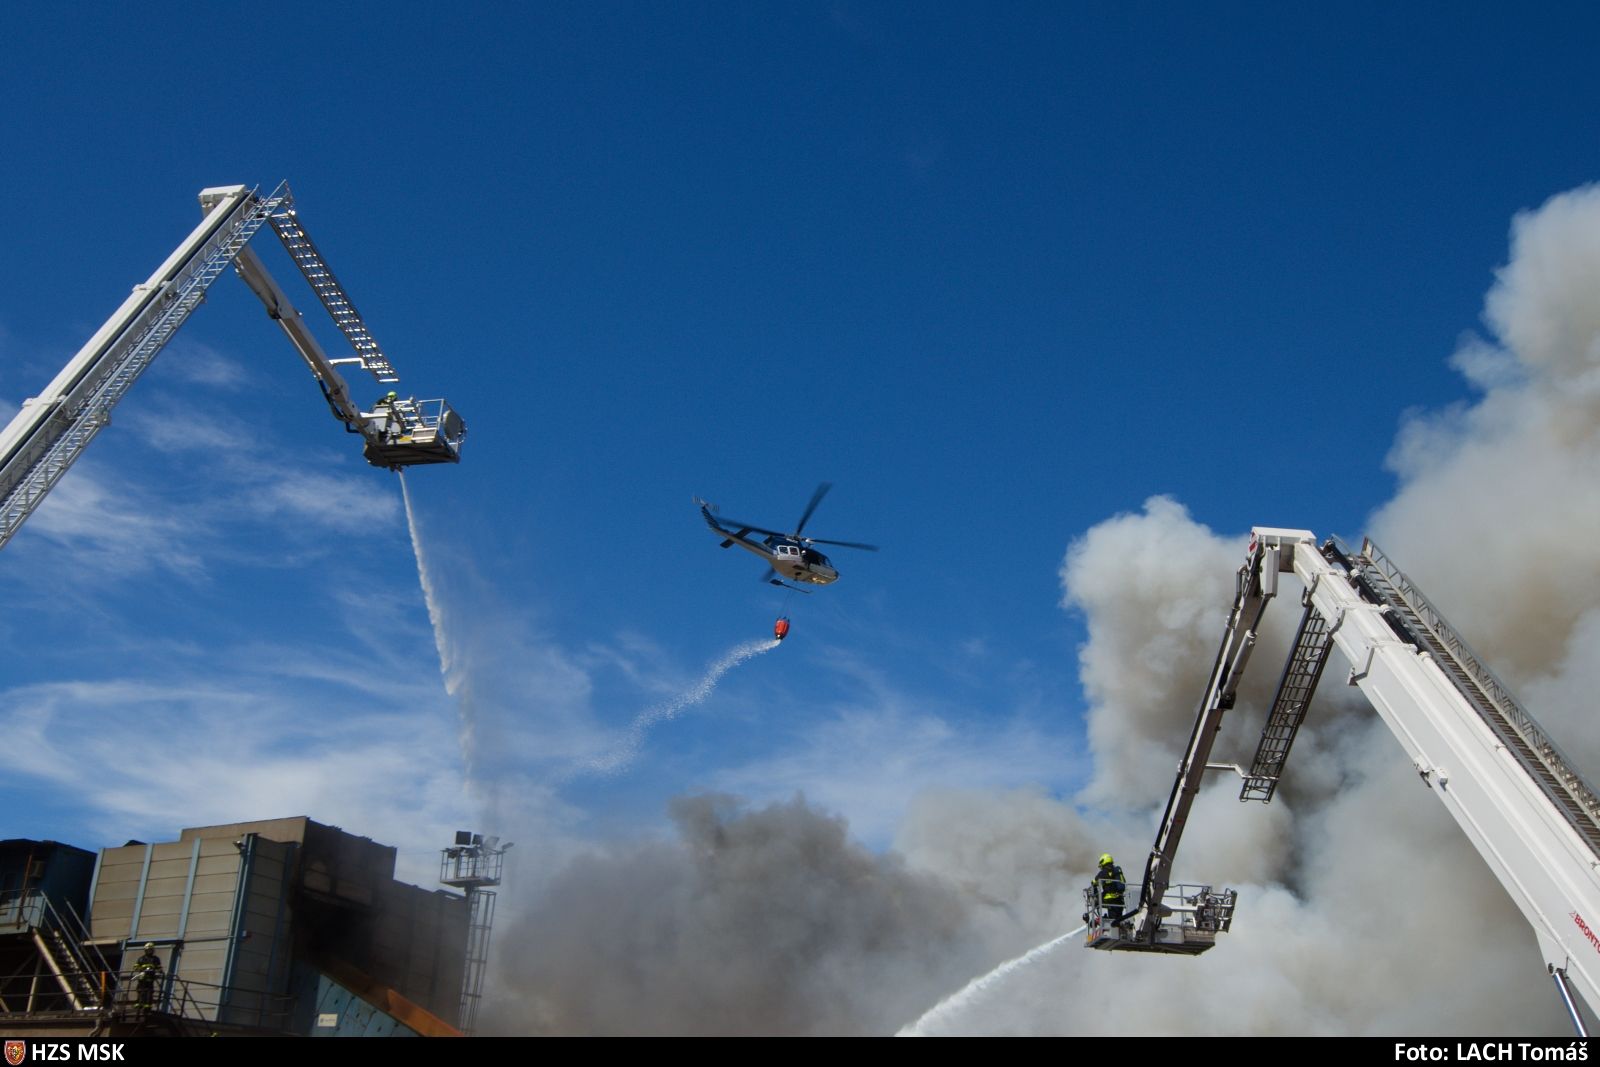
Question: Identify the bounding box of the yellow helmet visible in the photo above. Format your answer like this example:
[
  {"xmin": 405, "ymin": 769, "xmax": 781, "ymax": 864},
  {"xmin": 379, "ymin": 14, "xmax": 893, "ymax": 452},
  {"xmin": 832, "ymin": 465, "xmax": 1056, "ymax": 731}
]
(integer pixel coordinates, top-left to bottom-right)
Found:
[{"xmin": 1098, "ymin": 853, "xmax": 1114, "ymax": 867}]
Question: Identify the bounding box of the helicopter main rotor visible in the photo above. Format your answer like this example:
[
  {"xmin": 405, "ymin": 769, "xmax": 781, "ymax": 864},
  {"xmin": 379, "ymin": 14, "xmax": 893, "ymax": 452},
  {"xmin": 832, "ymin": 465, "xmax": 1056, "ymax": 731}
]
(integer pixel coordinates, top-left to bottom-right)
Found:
[{"xmin": 714, "ymin": 482, "xmax": 879, "ymax": 551}]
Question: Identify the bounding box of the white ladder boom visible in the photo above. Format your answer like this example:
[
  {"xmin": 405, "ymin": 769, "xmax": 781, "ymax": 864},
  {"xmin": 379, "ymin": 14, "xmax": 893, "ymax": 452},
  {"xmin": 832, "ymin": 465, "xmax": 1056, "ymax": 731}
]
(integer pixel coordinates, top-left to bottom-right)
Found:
[
  {"xmin": 0, "ymin": 184, "xmax": 285, "ymax": 551},
  {"xmin": 0, "ymin": 182, "xmax": 467, "ymax": 553},
  {"xmin": 1255, "ymin": 529, "xmax": 1600, "ymax": 1020}
]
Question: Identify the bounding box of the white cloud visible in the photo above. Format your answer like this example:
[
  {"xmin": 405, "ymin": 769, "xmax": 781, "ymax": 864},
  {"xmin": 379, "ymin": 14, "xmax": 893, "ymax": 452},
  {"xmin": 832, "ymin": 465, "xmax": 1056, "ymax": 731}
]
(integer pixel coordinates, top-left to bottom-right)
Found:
[
  {"xmin": 246, "ymin": 468, "xmax": 400, "ymax": 534},
  {"xmin": 709, "ymin": 704, "xmax": 1081, "ymax": 848},
  {"xmin": 0, "ymin": 671, "xmax": 476, "ymax": 886},
  {"xmin": 158, "ymin": 339, "xmax": 252, "ymax": 391},
  {"xmin": 20, "ymin": 457, "xmax": 212, "ymax": 581}
]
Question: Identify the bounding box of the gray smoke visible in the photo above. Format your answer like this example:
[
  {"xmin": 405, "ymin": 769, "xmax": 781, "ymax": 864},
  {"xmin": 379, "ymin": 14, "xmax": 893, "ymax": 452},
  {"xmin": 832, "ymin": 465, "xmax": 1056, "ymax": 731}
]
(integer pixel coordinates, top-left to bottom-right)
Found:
[
  {"xmin": 1370, "ymin": 184, "xmax": 1600, "ymax": 764},
  {"xmin": 892, "ymin": 184, "xmax": 1600, "ymax": 1035},
  {"xmin": 896, "ymin": 495, "xmax": 1561, "ymax": 1034},
  {"xmin": 481, "ymin": 794, "xmax": 985, "ymax": 1036},
  {"xmin": 482, "ymin": 184, "xmax": 1600, "ymax": 1034}
]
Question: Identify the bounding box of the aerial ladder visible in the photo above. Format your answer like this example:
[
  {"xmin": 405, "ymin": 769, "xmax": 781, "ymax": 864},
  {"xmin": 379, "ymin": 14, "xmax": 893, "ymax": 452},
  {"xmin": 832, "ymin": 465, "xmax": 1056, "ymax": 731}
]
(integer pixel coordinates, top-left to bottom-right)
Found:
[
  {"xmin": 0, "ymin": 182, "xmax": 466, "ymax": 553},
  {"xmin": 1086, "ymin": 527, "xmax": 1600, "ymax": 1033},
  {"xmin": 1079, "ymin": 540, "xmax": 1272, "ymax": 955}
]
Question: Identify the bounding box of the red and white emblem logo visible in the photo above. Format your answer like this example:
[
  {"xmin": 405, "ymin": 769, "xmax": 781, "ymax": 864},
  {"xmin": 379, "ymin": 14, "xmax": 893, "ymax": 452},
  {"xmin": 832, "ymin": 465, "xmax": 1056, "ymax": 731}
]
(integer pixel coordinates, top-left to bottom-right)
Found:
[{"xmin": 4, "ymin": 1040, "xmax": 25, "ymax": 1066}]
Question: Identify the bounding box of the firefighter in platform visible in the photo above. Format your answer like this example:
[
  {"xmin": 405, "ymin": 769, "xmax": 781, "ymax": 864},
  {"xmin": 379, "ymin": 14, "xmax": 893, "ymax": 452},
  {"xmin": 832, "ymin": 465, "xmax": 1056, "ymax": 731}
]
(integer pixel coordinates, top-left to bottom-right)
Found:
[
  {"xmin": 375, "ymin": 390, "xmax": 409, "ymax": 437},
  {"xmin": 1094, "ymin": 853, "xmax": 1127, "ymax": 926}
]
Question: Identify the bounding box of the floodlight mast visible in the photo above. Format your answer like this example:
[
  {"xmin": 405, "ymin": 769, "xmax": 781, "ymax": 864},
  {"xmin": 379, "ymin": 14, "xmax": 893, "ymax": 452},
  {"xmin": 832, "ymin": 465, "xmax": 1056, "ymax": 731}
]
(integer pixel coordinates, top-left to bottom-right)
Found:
[
  {"xmin": 0, "ymin": 182, "xmax": 466, "ymax": 553},
  {"xmin": 441, "ymin": 831, "xmax": 508, "ymax": 1035}
]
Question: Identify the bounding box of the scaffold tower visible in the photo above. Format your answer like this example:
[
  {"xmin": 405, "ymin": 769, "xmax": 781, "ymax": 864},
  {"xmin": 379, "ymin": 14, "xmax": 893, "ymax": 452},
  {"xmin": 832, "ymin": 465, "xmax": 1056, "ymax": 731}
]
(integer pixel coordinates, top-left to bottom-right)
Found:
[{"xmin": 439, "ymin": 831, "xmax": 508, "ymax": 1035}]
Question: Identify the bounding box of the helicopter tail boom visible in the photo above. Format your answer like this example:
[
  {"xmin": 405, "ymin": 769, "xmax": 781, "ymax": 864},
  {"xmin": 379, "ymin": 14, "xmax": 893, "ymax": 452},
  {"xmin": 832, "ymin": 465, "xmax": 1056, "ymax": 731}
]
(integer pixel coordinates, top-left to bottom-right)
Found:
[{"xmin": 698, "ymin": 499, "xmax": 747, "ymax": 548}]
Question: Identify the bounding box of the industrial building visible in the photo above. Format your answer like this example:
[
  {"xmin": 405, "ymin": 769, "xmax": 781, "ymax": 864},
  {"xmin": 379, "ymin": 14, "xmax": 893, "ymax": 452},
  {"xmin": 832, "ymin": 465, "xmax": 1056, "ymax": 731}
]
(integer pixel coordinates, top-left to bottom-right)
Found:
[{"xmin": 0, "ymin": 817, "xmax": 494, "ymax": 1037}]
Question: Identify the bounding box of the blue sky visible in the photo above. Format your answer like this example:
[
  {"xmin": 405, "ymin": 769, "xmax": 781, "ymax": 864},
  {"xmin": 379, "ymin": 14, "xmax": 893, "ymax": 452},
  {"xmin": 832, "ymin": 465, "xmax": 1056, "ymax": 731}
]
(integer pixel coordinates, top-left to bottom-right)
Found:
[{"xmin": 3, "ymin": 2, "xmax": 1598, "ymax": 903}]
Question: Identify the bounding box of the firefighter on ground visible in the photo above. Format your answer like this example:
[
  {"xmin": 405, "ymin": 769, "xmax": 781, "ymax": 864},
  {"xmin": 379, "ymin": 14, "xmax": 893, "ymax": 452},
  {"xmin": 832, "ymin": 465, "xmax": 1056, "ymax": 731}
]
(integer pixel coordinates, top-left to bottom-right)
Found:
[
  {"xmin": 1095, "ymin": 853, "xmax": 1127, "ymax": 926},
  {"xmin": 133, "ymin": 942, "xmax": 163, "ymax": 1012}
]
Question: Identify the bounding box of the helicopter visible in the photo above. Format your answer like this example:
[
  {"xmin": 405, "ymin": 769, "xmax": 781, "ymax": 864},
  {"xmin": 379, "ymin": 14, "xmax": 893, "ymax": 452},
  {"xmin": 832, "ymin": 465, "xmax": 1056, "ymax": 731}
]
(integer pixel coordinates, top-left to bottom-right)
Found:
[{"xmin": 695, "ymin": 483, "xmax": 878, "ymax": 592}]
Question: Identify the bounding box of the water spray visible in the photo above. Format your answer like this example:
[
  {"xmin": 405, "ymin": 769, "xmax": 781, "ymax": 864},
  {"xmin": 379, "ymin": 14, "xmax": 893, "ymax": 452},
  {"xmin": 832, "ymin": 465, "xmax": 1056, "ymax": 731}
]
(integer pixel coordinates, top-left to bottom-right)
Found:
[
  {"xmin": 400, "ymin": 472, "xmax": 480, "ymax": 786},
  {"xmin": 895, "ymin": 926, "xmax": 1087, "ymax": 1036},
  {"xmin": 585, "ymin": 637, "xmax": 782, "ymax": 774}
]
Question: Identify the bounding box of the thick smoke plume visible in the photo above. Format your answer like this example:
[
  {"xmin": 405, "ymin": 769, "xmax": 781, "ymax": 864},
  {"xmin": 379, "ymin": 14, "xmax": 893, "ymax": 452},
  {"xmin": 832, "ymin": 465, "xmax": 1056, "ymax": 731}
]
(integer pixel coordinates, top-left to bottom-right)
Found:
[
  {"xmin": 482, "ymin": 185, "xmax": 1600, "ymax": 1034},
  {"xmin": 483, "ymin": 794, "xmax": 984, "ymax": 1035},
  {"xmin": 890, "ymin": 496, "xmax": 1561, "ymax": 1035},
  {"xmin": 1370, "ymin": 185, "xmax": 1600, "ymax": 769}
]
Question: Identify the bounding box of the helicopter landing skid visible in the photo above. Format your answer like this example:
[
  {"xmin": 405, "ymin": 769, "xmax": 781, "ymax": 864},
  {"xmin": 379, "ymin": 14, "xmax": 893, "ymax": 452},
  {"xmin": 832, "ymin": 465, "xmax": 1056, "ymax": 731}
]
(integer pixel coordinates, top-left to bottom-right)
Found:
[{"xmin": 768, "ymin": 578, "xmax": 814, "ymax": 594}]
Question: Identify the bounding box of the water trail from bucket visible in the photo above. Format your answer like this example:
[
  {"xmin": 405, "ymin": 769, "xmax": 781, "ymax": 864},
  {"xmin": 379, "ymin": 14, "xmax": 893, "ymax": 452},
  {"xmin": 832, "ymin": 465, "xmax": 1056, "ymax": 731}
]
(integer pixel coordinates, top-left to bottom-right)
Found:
[
  {"xmin": 585, "ymin": 637, "xmax": 781, "ymax": 774},
  {"xmin": 400, "ymin": 472, "xmax": 479, "ymax": 785},
  {"xmin": 895, "ymin": 925, "xmax": 1086, "ymax": 1036}
]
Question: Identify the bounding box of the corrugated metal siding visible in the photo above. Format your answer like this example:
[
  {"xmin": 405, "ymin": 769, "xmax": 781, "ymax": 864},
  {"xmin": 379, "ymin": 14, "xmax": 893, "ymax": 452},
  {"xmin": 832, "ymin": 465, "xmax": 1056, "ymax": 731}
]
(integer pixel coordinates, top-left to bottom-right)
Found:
[
  {"xmin": 88, "ymin": 847, "xmax": 147, "ymax": 939},
  {"xmin": 188, "ymin": 844, "xmax": 247, "ymax": 941},
  {"xmin": 296, "ymin": 965, "xmax": 420, "ymax": 1038},
  {"xmin": 132, "ymin": 841, "xmax": 196, "ymax": 940},
  {"xmin": 218, "ymin": 837, "xmax": 293, "ymax": 1028}
]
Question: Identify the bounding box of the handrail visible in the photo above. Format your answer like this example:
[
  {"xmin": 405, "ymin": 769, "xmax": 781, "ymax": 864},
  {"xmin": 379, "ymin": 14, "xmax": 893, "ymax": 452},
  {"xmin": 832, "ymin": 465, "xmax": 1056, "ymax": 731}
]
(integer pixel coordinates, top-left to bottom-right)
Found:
[
  {"xmin": 1359, "ymin": 538, "xmax": 1600, "ymax": 825},
  {"xmin": 0, "ymin": 964, "xmax": 293, "ymax": 1031}
]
